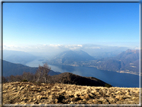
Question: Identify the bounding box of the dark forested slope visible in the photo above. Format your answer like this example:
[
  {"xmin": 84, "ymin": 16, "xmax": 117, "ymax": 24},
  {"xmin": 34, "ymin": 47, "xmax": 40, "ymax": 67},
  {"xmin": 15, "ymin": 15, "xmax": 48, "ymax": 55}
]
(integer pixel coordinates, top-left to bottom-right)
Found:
[{"xmin": 3, "ymin": 60, "xmax": 60, "ymax": 77}]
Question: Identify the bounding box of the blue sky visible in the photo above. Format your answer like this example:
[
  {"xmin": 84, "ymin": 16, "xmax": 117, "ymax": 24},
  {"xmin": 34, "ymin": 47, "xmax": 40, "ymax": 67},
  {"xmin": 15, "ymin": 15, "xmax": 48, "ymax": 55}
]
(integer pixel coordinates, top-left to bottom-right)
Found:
[{"xmin": 3, "ymin": 3, "xmax": 139, "ymax": 49}]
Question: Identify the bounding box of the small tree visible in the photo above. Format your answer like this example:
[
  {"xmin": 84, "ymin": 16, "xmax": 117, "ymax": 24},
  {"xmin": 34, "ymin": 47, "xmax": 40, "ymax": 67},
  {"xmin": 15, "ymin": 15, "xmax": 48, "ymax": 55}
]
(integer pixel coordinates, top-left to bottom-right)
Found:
[
  {"xmin": 35, "ymin": 63, "xmax": 51, "ymax": 83},
  {"xmin": 7, "ymin": 75, "xmax": 17, "ymax": 82},
  {"xmin": 22, "ymin": 71, "xmax": 34, "ymax": 82}
]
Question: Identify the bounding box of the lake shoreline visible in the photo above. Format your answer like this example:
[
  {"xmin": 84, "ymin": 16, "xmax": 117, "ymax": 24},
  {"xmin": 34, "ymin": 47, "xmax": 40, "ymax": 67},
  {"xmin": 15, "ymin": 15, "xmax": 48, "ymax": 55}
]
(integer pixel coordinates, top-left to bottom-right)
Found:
[
  {"xmin": 48, "ymin": 64, "xmax": 139, "ymax": 88},
  {"xmin": 25, "ymin": 60, "xmax": 139, "ymax": 88},
  {"xmin": 47, "ymin": 63, "xmax": 139, "ymax": 76}
]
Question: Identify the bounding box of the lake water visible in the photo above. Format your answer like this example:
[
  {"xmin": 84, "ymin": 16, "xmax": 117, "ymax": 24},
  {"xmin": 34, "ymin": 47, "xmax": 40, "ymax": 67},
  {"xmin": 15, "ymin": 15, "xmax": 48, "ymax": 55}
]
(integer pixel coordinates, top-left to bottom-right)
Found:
[{"xmin": 26, "ymin": 60, "xmax": 139, "ymax": 88}]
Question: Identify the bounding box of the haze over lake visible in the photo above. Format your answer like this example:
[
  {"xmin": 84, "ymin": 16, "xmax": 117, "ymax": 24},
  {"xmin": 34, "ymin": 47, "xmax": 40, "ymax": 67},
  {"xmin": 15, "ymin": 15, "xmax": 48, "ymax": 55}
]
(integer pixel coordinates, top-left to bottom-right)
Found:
[{"xmin": 26, "ymin": 59, "xmax": 139, "ymax": 88}]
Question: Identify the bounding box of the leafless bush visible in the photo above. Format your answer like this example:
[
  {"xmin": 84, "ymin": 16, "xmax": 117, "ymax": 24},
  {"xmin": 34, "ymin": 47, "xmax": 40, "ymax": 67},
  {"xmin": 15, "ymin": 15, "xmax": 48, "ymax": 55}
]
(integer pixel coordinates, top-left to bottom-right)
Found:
[
  {"xmin": 22, "ymin": 71, "xmax": 35, "ymax": 82},
  {"xmin": 35, "ymin": 63, "xmax": 51, "ymax": 83},
  {"xmin": 6, "ymin": 75, "xmax": 24, "ymax": 82}
]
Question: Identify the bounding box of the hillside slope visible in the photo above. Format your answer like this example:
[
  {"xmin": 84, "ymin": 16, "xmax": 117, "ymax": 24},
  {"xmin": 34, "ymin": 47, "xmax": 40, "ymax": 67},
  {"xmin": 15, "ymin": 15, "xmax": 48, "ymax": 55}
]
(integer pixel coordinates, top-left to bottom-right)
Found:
[
  {"xmin": 96, "ymin": 49, "xmax": 139, "ymax": 75},
  {"xmin": 3, "ymin": 82, "xmax": 139, "ymax": 104},
  {"xmin": 3, "ymin": 60, "xmax": 60, "ymax": 77},
  {"xmin": 51, "ymin": 72, "xmax": 111, "ymax": 87},
  {"xmin": 3, "ymin": 50, "xmax": 37, "ymax": 64}
]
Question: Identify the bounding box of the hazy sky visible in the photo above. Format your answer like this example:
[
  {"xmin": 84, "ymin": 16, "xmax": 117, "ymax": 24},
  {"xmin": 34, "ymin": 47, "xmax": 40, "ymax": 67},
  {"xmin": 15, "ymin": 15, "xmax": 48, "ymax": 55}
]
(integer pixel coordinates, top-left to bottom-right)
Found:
[{"xmin": 3, "ymin": 3, "xmax": 139, "ymax": 50}]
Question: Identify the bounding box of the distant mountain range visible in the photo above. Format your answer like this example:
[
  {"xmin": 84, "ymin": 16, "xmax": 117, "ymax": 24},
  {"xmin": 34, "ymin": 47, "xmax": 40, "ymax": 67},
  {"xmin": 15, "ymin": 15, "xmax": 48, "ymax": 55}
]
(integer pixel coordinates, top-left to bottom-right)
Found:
[
  {"xmin": 49, "ymin": 50, "xmax": 95, "ymax": 65},
  {"xmin": 3, "ymin": 50, "xmax": 38, "ymax": 64},
  {"xmin": 82, "ymin": 45, "xmax": 129, "ymax": 59},
  {"xmin": 48, "ymin": 49, "xmax": 140, "ymax": 75},
  {"xmin": 96, "ymin": 49, "xmax": 139, "ymax": 75},
  {"xmin": 115, "ymin": 49, "xmax": 139, "ymax": 64},
  {"xmin": 3, "ymin": 60, "xmax": 60, "ymax": 77},
  {"xmin": 3, "ymin": 49, "xmax": 140, "ymax": 76}
]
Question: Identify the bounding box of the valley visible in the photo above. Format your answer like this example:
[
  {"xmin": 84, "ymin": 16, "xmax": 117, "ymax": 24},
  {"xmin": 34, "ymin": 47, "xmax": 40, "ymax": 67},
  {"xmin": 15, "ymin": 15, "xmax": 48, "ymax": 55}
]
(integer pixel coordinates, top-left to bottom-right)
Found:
[
  {"xmin": 2, "ymin": 48, "xmax": 140, "ymax": 87},
  {"xmin": 47, "ymin": 49, "xmax": 140, "ymax": 75}
]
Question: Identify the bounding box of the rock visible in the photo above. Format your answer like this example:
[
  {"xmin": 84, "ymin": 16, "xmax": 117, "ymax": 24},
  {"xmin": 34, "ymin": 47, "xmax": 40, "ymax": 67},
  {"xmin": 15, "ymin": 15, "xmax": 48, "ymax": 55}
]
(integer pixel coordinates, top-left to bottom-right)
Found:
[
  {"xmin": 115, "ymin": 95, "xmax": 120, "ymax": 99},
  {"xmin": 98, "ymin": 97, "xmax": 107, "ymax": 102},
  {"xmin": 108, "ymin": 97, "xmax": 116, "ymax": 103},
  {"xmin": 20, "ymin": 86, "xmax": 24, "ymax": 90},
  {"xmin": 3, "ymin": 91, "xmax": 7, "ymax": 93},
  {"xmin": 36, "ymin": 95, "xmax": 42, "ymax": 100},
  {"xmin": 70, "ymin": 101, "xmax": 74, "ymax": 104},
  {"xmin": 89, "ymin": 93, "xmax": 94, "ymax": 98},
  {"xmin": 54, "ymin": 99, "xmax": 58, "ymax": 103},
  {"xmin": 116, "ymin": 91, "xmax": 121, "ymax": 94}
]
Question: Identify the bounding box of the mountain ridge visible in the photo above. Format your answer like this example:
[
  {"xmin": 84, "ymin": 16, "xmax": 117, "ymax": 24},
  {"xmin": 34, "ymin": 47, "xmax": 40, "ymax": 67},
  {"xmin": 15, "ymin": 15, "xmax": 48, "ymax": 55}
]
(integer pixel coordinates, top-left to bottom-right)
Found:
[
  {"xmin": 3, "ymin": 50, "xmax": 38, "ymax": 64},
  {"xmin": 48, "ymin": 49, "xmax": 139, "ymax": 75},
  {"xmin": 49, "ymin": 50, "xmax": 95, "ymax": 65},
  {"xmin": 94, "ymin": 49, "xmax": 140, "ymax": 75},
  {"xmin": 3, "ymin": 60, "xmax": 60, "ymax": 77},
  {"xmin": 51, "ymin": 72, "xmax": 111, "ymax": 87}
]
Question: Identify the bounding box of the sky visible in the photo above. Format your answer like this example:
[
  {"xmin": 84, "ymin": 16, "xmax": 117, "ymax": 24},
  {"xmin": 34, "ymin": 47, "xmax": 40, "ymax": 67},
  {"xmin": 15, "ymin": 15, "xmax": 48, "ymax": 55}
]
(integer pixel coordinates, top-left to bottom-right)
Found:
[{"xmin": 3, "ymin": 3, "xmax": 140, "ymax": 52}]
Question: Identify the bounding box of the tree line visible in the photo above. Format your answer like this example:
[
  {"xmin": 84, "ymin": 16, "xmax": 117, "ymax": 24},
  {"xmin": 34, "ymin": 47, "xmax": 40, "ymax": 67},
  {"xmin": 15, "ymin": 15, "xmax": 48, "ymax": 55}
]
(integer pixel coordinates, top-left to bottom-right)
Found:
[{"xmin": 2, "ymin": 63, "xmax": 55, "ymax": 84}]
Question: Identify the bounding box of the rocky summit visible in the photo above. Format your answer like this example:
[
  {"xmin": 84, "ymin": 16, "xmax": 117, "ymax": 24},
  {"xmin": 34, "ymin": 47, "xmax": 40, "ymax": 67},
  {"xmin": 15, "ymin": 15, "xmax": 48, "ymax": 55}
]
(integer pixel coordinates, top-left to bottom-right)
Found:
[{"xmin": 2, "ymin": 82, "xmax": 139, "ymax": 105}]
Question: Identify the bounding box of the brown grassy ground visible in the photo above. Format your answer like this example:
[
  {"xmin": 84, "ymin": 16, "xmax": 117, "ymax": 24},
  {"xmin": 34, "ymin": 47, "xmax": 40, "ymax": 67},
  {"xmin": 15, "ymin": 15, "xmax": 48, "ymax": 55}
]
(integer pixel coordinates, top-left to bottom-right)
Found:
[{"xmin": 2, "ymin": 82, "xmax": 140, "ymax": 105}]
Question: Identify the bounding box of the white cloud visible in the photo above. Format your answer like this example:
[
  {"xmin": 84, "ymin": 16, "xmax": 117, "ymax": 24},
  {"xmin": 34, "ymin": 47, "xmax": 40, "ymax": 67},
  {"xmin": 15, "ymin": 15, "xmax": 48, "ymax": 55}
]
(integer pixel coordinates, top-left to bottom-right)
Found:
[
  {"xmin": 90, "ymin": 46, "xmax": 100, "ymax": 49},
  {"xmin": 3, "ymin": 44, "xmax": 85, "ymax": 57},
  {"xmin": 3, "ymin": 44, "xmax": 20, "ymax": 50},
  {"xmin": 3, "ymin": 44, "xmax": 101, "ymax": 52},
  {"xmin": 63, "ymin": 44, "xmax": 83, "ymax": 50},
  {"xmin": 49, "ymin": 44, "xmax": 62, "ymax": 47},
  {"xmin": 77, "ymin": 45, "xmax": 82, "ymax": 47},
  {"xmin": 134, "ymin": 47, "xmax": 141, "ymax": 50}
]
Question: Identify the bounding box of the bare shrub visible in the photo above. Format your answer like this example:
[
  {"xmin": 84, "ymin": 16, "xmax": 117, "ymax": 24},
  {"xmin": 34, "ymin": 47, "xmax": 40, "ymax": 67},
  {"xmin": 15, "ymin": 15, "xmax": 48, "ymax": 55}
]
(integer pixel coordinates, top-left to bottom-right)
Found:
[
  {"xmin": 22, "ymin": 71, "xmax": 34, "ymax": 82},
  {"xmin": 35, "ymin": 63, "xmax": 51, "ymax": 83}
]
